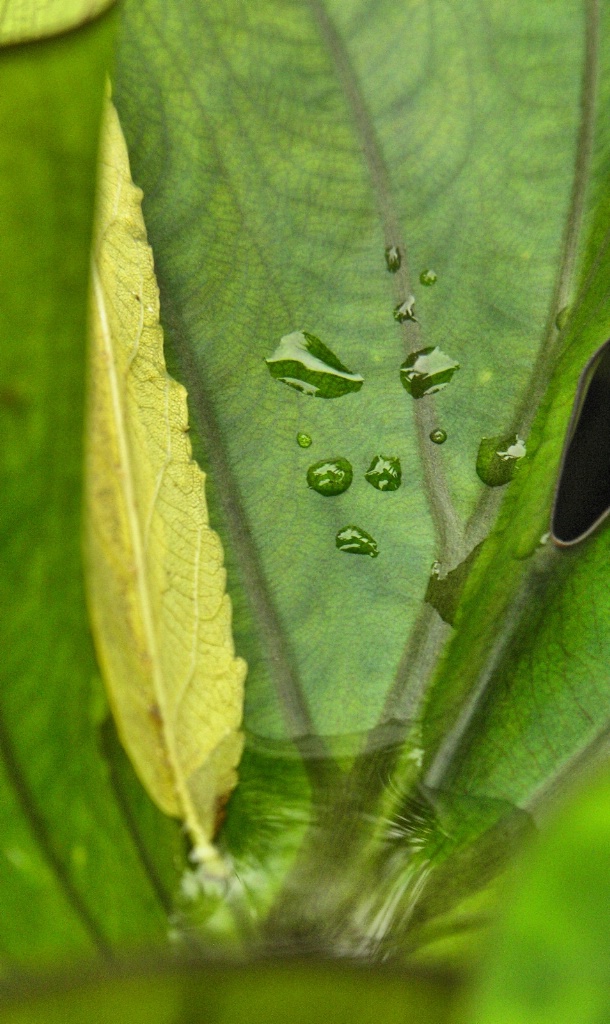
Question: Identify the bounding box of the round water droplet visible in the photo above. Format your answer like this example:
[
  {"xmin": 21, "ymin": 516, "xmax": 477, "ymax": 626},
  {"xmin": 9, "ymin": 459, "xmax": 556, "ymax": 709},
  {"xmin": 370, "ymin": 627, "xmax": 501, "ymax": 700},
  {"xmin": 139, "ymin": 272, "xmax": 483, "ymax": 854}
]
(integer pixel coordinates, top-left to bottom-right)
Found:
[
  {"xmin": 429, "ymin": 428, "xmax": 447, "ymax": 445},
  {"xmin": 364, "ymin": 455, "xmax": 401, "ymax": 491},
  {"xmin": 385, "ymin": 246, "xmax": 401, "ymax": 273},
  {"xmin": 336, "ymin": 525, "xmax": 379, "ymax": 557},
  {"xmin": 419, "ymin": 269, "xmax": 437, "ymax": 287},
  {"xmin": 393, "ymin": 296, "xmax": 417, "ymax": 323},
  {"xmin": 476, "ymin": 433, "xmax": 526, "ymax": 487},
  {"xmin": 297, "ymin": 432, "xmax": 312, "ymax": 448},
  {"xmin": 400, "ymin": 347, "xmax": 460, "ymax": 399},
  {"xmin": 307, "ymin": 458, "xmax": 353, "ymax": 496},
  {"xmin": 555, "ymin": 305, "xmax": 571, "ymax": 331}
]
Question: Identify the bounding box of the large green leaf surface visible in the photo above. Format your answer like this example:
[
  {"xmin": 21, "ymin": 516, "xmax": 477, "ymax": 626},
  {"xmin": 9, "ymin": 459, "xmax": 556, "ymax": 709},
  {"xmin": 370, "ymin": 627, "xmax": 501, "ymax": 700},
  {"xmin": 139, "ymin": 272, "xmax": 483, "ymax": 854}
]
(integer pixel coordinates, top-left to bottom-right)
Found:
[{"xmin": 0, "ymin": 15, "xmax": 185, "ymax": 968}]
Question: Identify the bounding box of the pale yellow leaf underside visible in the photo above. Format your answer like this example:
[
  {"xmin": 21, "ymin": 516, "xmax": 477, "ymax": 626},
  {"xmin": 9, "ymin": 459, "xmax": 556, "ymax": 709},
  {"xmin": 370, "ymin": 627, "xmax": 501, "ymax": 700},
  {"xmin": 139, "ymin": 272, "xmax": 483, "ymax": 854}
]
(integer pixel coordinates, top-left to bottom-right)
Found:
[
  {"xmin": 85, "ymin": 97, "xmax": 246, "ymax": 866},
  {"xmin": 0, "ymin": 0, "xmax": 114, "ymax": 45}
]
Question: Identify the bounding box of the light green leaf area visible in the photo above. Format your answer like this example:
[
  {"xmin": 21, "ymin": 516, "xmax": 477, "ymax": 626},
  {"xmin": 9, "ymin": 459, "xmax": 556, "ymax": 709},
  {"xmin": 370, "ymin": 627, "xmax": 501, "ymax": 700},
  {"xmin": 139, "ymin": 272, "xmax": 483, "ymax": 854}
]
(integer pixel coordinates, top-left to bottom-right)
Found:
[
  {"xmin": 0, "ymin": 17, "xmax": 185, "ymax": 967},
  {"xmin": 472, "ymin": 771, "xmax": 610, "ymax": 1024},
  {"xmin": 0, "ymin": 956, "xmax": 459, "ymax": 1024},
  {"xmin": 114, "ymin": 0, "xmax": 586, "ymax": 741},
  {"xmin": 0, "ymin": 0, "xmax": 115, "ymax": 45}
]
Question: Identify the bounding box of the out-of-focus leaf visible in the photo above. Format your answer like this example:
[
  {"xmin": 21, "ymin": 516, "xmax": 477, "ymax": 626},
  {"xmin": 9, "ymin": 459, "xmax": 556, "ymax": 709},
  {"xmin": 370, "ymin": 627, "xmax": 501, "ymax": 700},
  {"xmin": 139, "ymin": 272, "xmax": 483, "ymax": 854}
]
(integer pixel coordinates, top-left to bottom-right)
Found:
[
  {"xmin": 0, "ymin": 15, "xmax": 185, "ymax": 968},
  {"xmin": 0, "ymin": 0, "xmax": 115, "ymax": 46},
  {"xmin": 0, "ymin": 956, "xmax": 460, "ymax": 1024},
  {"xmin": 471, "ymin": 770, "xmax": 610, "ymax": 1024},
  {"xmin": 85, "ymin": 97, "xmax": 246, "ymax": 868}
]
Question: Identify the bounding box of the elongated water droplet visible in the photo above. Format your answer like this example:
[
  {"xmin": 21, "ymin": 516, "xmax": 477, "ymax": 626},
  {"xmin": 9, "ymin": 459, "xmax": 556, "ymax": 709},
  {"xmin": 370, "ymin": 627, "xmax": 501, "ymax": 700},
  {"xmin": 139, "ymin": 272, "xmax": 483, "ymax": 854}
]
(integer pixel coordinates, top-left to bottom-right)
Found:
[
  {"xmin": 429, "ymin": 428, "xmax": 447, "ymax": 445},
  {"xmin": 419, "ymin": 269, "xmax": 437, "ymax": 287},
  {"xmin": 297, "ymin": 432, "xmax": 312, "ymax": 448},
  {"xmin": 393, "ymin": 296, "xmax": 417, "ymax": 323},
  {"xmin": 476, "ymin": 433, "xmax": 526, "ymax": 487},
  {"xmin": 400, "ymin": 347, "xmax": 460, "ymax": 399},
  {"xmin": 552, "ymin": 338, "xmax": 610, "ymax": 545},
  {"xmin": 555, "ymin": 305, "xmax": 571, "ymax": 331},
  {"xmin": 385, "ymin": 246, "xmax": 401, "ymax": 273},
  {"xmin": 266, "ymin": 331, "xmax": 363, "ymax": 399},
  {"xmin": 364, "ymin": 455, "xmax": 401, "ymax": 491},
  {"xmin": 307, "ymin": 458, "xmax": 353, "ymax": 496},
  {"xmin": 336, "ymin": 525, "xmax": 379, "ymax": 557},
  {"xmin": 425, "ymin": 543, "xmax": 483, "ymax": 625}
]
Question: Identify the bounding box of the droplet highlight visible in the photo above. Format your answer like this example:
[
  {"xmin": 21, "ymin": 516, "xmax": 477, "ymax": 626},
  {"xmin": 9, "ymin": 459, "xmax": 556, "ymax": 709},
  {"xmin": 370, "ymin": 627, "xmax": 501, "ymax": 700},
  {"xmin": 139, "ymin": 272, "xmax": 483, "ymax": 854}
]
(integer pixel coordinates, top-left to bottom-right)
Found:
[
  {"xmin": 393, "ymin": 296, "xmax": 417, "ymax": 323},
  {"xmin": 266, "ymin": 331, "xmax": 364, "ymax": 399},
  {"xmin": 476, "ymin": 433, "xmax": 526, "ymax": 487},
  {"xmin": 400, "ymin": 347, "xmax": 460, "ymax": 399},
  {"xmin": 555, "ymin": 305, "xmax": 571, "ymax": 331},
  {"xmin": 307, "ymin": 458, "xmax": 353, "ymax": 496},
  {"xmin": 364, "ymin": 455, "xmax": 401, "ymax": 491},
  {"xmin": 429, "ymin": 429, "xmax": 447, "ymax": 445},
  {"xmin": 336, "ymin": 525, "xmax": 379, "ymax": 558},
  {"xmin": 419, "ymin": 269, "xmax": 437, "ymax": 287},
  {"xmin": 385, "ymin": 246, "xmax": 401, "ymax": 273},
  {"xmin": 297, "ymin": 432, "xmax": 312, "ymax": 448}
]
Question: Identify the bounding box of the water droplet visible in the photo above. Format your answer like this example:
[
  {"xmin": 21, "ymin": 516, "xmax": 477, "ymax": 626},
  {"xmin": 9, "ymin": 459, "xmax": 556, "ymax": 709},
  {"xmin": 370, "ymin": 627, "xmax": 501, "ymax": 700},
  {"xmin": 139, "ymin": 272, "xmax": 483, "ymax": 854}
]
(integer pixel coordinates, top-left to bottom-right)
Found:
[
  {"xmin": 425, "ymin": 543, "xmax": 483, "ymax": 625},
  {"xmin": 476, "ymin": 433, "xmax": 526, "ymax": 487},
  {"xmin": 336, "ymin": 525, "xmax": 379, "ymax": 557},
  {"xmin": 266, "ymin": 331, "xmax": 364, "ymax": 399},
  {"xmin": 555, "ymin": 305, "xmax": 571, "ymax": 331},
  {"xmin": 307, "ymin": 458, "xmax": 353, "ymax": 496},
  {"xmin": 297, "ymin": 432, "xmax": 312, "ymax": 448},
  {"xmin": 429, "ymin": 428, "xmax": 447, "ymax": 445},
  {"xmin": 364, "ymin": 455, "xmax": 401, "ymax": 491},
  {"xmin": 385, "ymin": 245, "xmax": 401, "ymax": 273},
  {"xmin": 419, "ymin": 269, "xmax": 437, "ymax": 287},
  {"xmin": 393, "ymin": 296, "xmax": 417, "ymax": 323},
  {"xmin": 400, "ymin": 347, "xmax": 460, "ymax": 399},
  {"xmin": 539, "ymin": 532, "xmax": 550, "ymax": 546}
]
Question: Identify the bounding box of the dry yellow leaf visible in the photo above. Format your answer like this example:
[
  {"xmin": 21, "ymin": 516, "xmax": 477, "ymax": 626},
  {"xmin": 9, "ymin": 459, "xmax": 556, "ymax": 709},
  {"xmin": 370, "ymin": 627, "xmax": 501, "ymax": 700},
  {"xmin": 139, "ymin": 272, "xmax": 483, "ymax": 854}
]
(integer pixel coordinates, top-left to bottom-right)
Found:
[{"xmin": 85, "ymin": 96, "xmax": 246, "ymax": 869}]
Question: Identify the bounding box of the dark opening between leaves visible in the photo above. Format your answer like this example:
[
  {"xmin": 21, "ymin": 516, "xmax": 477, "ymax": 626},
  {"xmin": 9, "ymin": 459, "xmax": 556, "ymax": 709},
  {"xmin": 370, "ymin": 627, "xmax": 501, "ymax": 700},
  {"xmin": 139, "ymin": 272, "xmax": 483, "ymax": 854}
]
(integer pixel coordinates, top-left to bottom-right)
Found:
[{"xmin": 552, "ymin": 339, "xmax": 610, "ymax": 546}]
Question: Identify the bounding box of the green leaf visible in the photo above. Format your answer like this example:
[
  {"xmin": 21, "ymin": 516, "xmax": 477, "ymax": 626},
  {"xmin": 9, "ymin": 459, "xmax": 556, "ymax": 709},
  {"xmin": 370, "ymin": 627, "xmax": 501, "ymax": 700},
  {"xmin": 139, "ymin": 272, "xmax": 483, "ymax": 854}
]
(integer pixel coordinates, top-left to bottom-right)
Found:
[
  {"xmin": 0, "ymin": 14, "xmax": 186, "ymax": 967},
  {"xmin": 471, "ymin": 770, "xmax": 610, "ymax": 1023},
  {"xmin": 0, "ymin": 0, "xmax": 116, "ymax": 45},
  {"xmin": 105, "ymin": 0, "xmax": 610, "ymax": 962},
  {"xmin": 0, "ymin": 956, "xmax": 459, "ymax": 1024}
]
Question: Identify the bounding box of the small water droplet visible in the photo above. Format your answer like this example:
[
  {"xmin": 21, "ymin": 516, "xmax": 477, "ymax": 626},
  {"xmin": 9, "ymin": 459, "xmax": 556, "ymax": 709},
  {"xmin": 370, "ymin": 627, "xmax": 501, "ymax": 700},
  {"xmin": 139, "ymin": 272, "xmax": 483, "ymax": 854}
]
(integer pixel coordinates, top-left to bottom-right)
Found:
[
  {"xmin": 476, "ymin": 433, "xmax": 526, "ymax": 487},
  {"xmin": 266, "ymin": 331, "xmax": 364, "ymax": 398},
  {"xmin": 364, "ymin": 455, "xmax": 401, "ymax": 491},
  {"xmin": 419, "ymin": 269, "xmax": 437, "ymax": 287},
  {"xmin": 555, "ymin": 305, "xmax": 571, "ymax": 331},
  {"xmin": 307, "ymin": 458, "xmax": 353, "ymax": 496},
  {"xmin": 429, "ymin": 428, "xmax": 447, "ymax": 445},
  {"xmin": 336, "ymin": 525, "xmax": 379, "ymax": 557},
  {"xmin": 393, "ymin": 296, "xmax": 417, "ymax": 323},
  {"xmin": 539, "ymin": 532, "xmax": 550, "ymax": 546},
  {"xmin": 297, "ymin": 432, "xmax": 312, "ymax": 448},
  {"xmin": 400, "ymin": 347, "xmax": 460, "ymax": 399},
  {"xmin": 385, "ymin": 246, "xmax": 401, "ymax": 273}
]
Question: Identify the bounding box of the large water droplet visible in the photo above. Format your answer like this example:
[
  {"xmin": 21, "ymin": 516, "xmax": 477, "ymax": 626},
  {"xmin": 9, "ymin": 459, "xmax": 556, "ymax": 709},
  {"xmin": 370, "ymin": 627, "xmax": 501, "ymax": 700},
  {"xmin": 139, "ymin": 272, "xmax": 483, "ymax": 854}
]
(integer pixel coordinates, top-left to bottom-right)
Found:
[
  {"xmin": 476, "ymin": 433, "xmax": 526, "ymax": 487},
  {"xmin": 385, "ymin": 246, "xmax": 401, "ymax": 273},
  {"xmin": 425, "ymin": 544, "xmax": 483, "ymax": 625},
  {"xmin": 364, "ymin": 455, "xmax": 401, "ymax": 491},
  {"xmin": 266, "ymin": 331, "xmax": 364, "ymax": 399},
  {"xmin": 336, "ymin": 525, "xmax": 379, "ymax": 557},
  {"xmin": 419, "ymin": 269, "xmax": 437, "ymax": 287},
  {"xmin": 393, "ymin": 296, "xmax": 417, "ymax": 323},
  {"xmin": 429, "ymin": 429, "xmax": 447, "ymax": 445},
  {"xmin": 297, "ymin": 432, "xmax": 312, "ymax": 448},
  {"xmin": 307, "ymin": 458, "xmax": 353, "ymax": 496},
  {"xmin": 400, "ymin": 347, "xmax": 460, "ymax": 399},
  {"xmin": 555, "ymin": 305, "xmax": 571, "ymax": 331}
]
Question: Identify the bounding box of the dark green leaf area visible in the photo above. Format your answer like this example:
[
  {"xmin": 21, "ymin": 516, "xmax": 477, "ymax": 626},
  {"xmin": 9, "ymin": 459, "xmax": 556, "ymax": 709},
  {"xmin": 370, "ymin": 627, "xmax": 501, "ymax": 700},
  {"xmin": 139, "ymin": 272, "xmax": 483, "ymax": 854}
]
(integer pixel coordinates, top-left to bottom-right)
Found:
[
  {"xmin": 475, "ymin": 433, "xmax": 526, "ymax": 488},
  {"xmin": 0, "ymin": 14, "xmax": 184, "ymax": 968},
  {"xmin": 307, "ymin": 457, "xmax": 353, "ymax": 496},
  {"xmin": 364, "ymin": 455, "xmax": 402, "ymax": 492},
  {"xmin": 425, "ymin": 544, "xmax": 483, "ymax": 627},
  {"xmin": 0, "ymin": 957, "xmax": 460, "ymax": 1024}
]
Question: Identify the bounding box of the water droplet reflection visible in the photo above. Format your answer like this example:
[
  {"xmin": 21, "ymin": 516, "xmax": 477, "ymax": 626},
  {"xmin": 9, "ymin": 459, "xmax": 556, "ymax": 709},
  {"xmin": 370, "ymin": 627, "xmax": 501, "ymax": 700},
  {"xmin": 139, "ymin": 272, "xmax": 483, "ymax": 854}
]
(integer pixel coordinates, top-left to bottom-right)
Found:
[
  {"xmin": 400, "ymin": 347, "xmax": 460, "ymax": 399},
  {"xmin": 307, "ymin": 458, "xmax": 353, "ymax": 496},
  {"xmin": 476, "ymin": 433, "xmax": 526, "ymax": 487},
  {"xmin": 385, "ymin": 246, "xmax": 401, "ymax": 273},
  {"xmin": 393, "ymin": 296, "xmax": 417, "ymax": 323},
  {"xmin": 419, "ymin": 269, "xmax": 437, "ymax": 287},
  {"xmin": 336, "ymin": 525, "xmax": 379, "ymax": 557},
  {"xmin": 429, "ymin": 429, "xmax": 447, "ymax": 445},
  {"xmin": 266, "ymin": 331, "xmax": 363, "ymax": 398},
  {"xmin": 297, "ymin": 432, "xmax": 312, "ymax": 448},
  {"xmin": 364, "ymin": 455, "xmax": 402, "ymax": 491}
]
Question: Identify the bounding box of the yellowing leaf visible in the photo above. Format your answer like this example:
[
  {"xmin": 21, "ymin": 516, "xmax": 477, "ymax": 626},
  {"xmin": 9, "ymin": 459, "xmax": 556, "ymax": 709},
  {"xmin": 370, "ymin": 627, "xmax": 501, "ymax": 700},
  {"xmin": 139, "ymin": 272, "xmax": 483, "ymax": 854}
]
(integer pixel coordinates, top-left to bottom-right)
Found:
[
  {"xmin": 85, "ymin": 96, "xmax": 246, "ymax": 869},
  {"xmin": 0, "ymin": 0, "xmax": 115, "ymax": 45}
]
